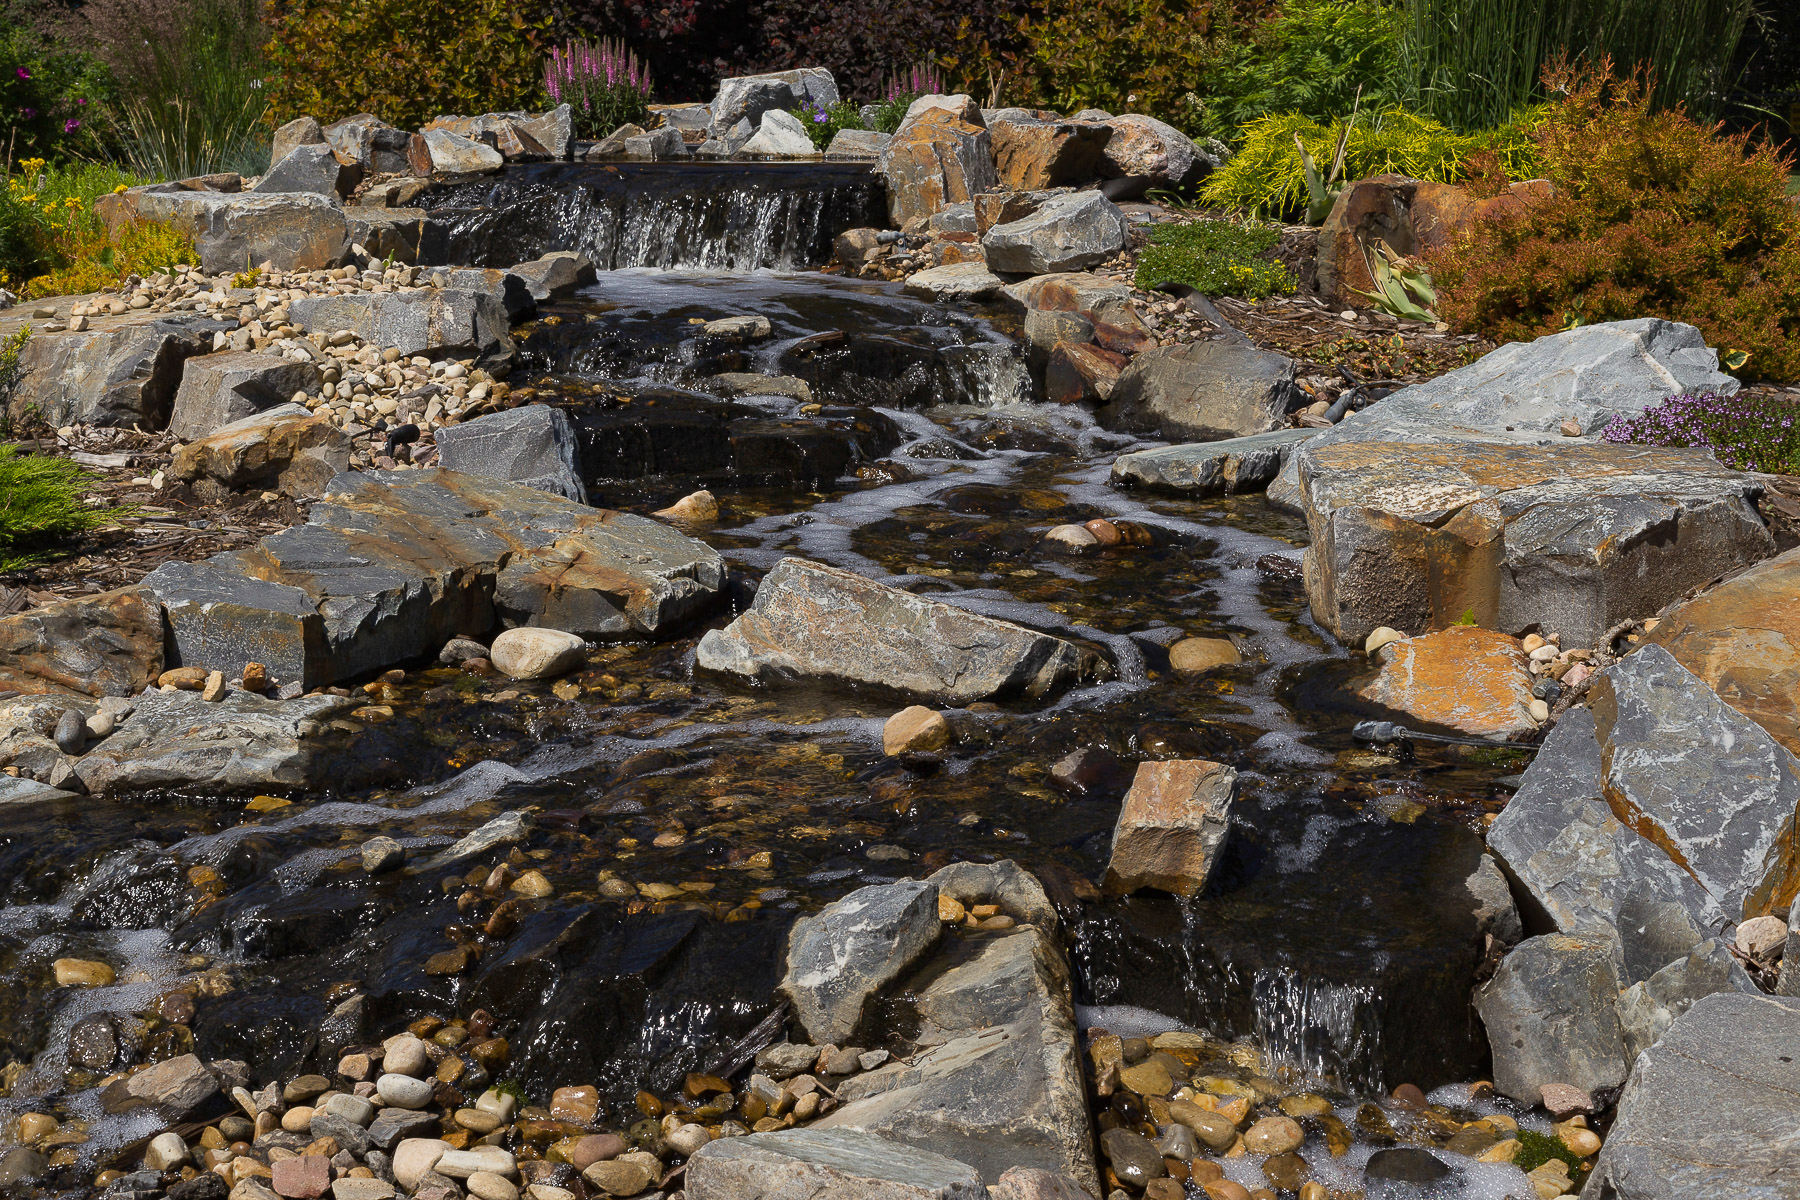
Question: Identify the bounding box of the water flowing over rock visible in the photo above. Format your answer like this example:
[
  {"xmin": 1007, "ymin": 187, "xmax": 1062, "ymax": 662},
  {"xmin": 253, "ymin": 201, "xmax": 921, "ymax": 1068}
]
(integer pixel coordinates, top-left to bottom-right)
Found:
[
  {"xmin": 687, "ymin": 1128, "xmax": 984, "ymax": 1200},
  {"xmin": 146, "ymin": 469, "xmax": 725, "ymax": 688},
  {"xmin": 0, "ymin": 586, "xmax": 163, "ymax": 698},
  {"xmin": 1100, "ymin": 340, "xmax": 1301, "ymax": 441},
  {"xmin": 432, "ymin": 405, "xmax": 589, "ymax": 504},
  {"xmin": 1296, "ymin": 440, "xmax": 1773, "ymax": 647},
  {"xmin": 168, "ymin": 351, "xmax": 323, "ymax": 440},
  {"xmin": 780, "ymin": 879, "xmax": 942, "ymax": 1045},
  {"xmin": 695, "ymin": 558, "xmax": 1103, "ymax": 703},
  {"xmin": 1586, "ymin": 992, "xmax": 1800, "ymax": 1200},
  {"xmin": 1487, "ymin": 646, "xmax": 1800, "ymax": 970},
  {"xmin": 1356, "ymin": 626, "xmax": 1537, "ymax": 739},
  {"xmin": 169, "ymin": 404, "xmax": 353, "ymax": 499},
  {"xmin": 1111, "ymin": 429, "xmax": 1316, "ymax": 495},
  {"xmin": 980, "ymin": 191, "xmax": 1129, "ymax": 275}
]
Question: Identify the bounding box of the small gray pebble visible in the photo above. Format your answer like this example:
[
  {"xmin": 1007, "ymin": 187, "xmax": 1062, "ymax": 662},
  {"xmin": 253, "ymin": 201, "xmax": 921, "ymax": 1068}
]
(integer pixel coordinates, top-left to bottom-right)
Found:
[{"xmin": 52, "ymin": 710, "xmax": 86, "ymax": 755}]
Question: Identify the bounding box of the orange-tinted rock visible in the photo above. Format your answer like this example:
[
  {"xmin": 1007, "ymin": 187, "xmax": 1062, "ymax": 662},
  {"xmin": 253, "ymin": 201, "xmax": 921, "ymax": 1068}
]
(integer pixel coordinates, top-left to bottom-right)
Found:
[
  {"xmin": 1046, "ymin": 342, "xmax": 1129, "ymax": 404},
  {"xmin": 1006, "ymin": 272, "xmax": 1153, "ymax": 355},
  {"xmin": 0, "ymin": 586, "xmax": 164, "ymax": 698},
  {"xmin": 1316, "ymin": 175, "xmax": 1417, "ymax": 304},
  {"xmin": 1357, "ymin": 626, "xmax": 1536, "ymax": 739},
  {"xmin": 1411, "ymin": 179, "xmax": 1556, "ymax": 251},
  {"xmin": 878, "ymin": 108, "xmax": 998, "ymax": 230},
  {"xmin": 169, "ymin": 407, "xmax": 352, "ymax": 499},
  {"xmin": 988, "ymin": 114, "xmax": 1113, "ymax": 189},
  {"xmin": 975, "ymin": 192, "xmax": 1043, "ymax": 235},
  {"xmin": 1645, "ymin": 545, "xmax": 1800, "ymax": 756},
  {"xmin": 1104, "ymin": 760, "xmax": 1236, "ymax": 897}
]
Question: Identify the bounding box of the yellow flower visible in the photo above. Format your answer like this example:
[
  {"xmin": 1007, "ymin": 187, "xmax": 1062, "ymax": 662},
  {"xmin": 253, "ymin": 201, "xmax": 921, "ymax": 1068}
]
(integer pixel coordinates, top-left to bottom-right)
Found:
[
  {"xmin": 64, "ymin": 196, "xmax": 83, "ymax": 210},
  {"xmin": 20, "ymin": 194, "xmax": 36, "ymax": 204},
  {"xmin": 113, "ymin": 184, "xmax": 128, "ymax": 195}
]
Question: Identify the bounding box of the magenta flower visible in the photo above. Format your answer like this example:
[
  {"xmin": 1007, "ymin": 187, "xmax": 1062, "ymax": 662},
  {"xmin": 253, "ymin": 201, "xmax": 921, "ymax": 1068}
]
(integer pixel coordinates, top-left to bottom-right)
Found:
[
  {"xmin": 64, "ymin": 118, "xmax": 80, "ymax": 132},
  {"xmin": 15, "ymin": 67, "xmax": 28, "ymax": 79},
  {"xmin": 21, "ymin": 107, "xmax": 35, "ymax": 118}
]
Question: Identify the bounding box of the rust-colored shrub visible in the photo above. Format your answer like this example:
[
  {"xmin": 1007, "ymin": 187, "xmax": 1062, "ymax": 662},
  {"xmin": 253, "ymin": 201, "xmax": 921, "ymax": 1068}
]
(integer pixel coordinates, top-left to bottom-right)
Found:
[{"xmin": 1428, "ymin": 61, "xmax": 1800, "ymax": 382}]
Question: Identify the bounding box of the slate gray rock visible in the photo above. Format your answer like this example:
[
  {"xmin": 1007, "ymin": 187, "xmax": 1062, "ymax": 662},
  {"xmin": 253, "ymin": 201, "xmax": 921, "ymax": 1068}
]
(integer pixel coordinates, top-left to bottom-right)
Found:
[
  {"xmin": 695, "ymin": 558, "xmax": 1103, "ymax": 703},
  {"xmin": 505, "ymin": 251, "xmax": 597, "ymax": 304},
  {"xmin": 1099, "ymin": 114, "xmax": 1213, "ymax": 187},
  {"xmin": 1783, "ymin": 907, "xmax": 1800, "ymax": 997},
  {"xmin": 111, "ymin": 190, "xmax": 349, "ymax": 274},
  {"xmin": 322, "ymin": 113, "xmax": 419, "ymax": 173},
  {"xmin": 981, "ymin": 191, "xmax": 1129, "ymax": 275},
  {"xmin": 825, "ymin": 128, "xmax": 891, "ymax": 161},
  {"xmin": 146, "ymin": 470, "xmax": 725, "ymax": 689},
  {"xmin": 1099, "ymin": 339, "xmax": 1301, "ymax": 442},
  {"xmin": 0, "ymin": 585, "xmax": 164, "ymax": 698},
  {"xmin": 270, "ymin": 116, "xmax": 326, "ymax": 168},
  {"xmin": 72, "ymin": 690, "xmax": 356, "ymax": 796},
  {"xmin": 0, "ymin": 774, "xmax": 81, "ymax": 806},
  {"xmin": 1474, "ymin": 932, "xmax": 1629, "ymax": 1104},
  {"xmin": 423, "ymin": 129, "xmax": 504, "ymax": 174},
  {"xmin": 1111, "ymin": 428, "xmax": 1316, "ymax": 496},
  {"xmin": 686, "ymin": 1128, "xmax": 983, "ymax": 1200},
  {"xmin": 1466, "ymin": 851, "xmax": 1522, "ymax": 947},
  {"xmin": 1488, "ymin": 647, "xmax": 1800, "ymax": 965},
  {"xmin": 8, "ymin": 313, "xmax": 225, "ymax": 429},
  {"xmin": 781, "ymin": 879, "xmax": 941, "ymax": 1045},
  {"xmin": 99, "ymin": 1053, "xmax": 220, "ymax": 1118},
  {"xmin": 710, "ymin": 69, "xmax": 840, "ymax": 132},
  {"xmin": 167, "ymin": 351, "xmax": 322, "ymax": 440},
  {"xmin": 817, "ymin": 926, "xmax": 1097, "ymax": 1193},
  {"xmin": 928, "ymin": 860, "xmax": 1060, "ymax": 938},
  {"xmin": 432, "ymin": 405, "xmax": 589, "ymax": 504},
  {"xmin": 903, "ymin": 262, "xmax": 1005, "ymax": 302},
  {"xmin": 1615, "ymin": 938, "xmax": 1759, "ymax": 1060},
  {"xmin": 624, "ymin": 126, "xmax": 689, "ymax": 160},
  {"xmin": 289, "ymin": 288, "xmax": 512, "ymax": 361},
  {"xmin": 1586, "ymin": 992, "xmax": 1800, "ymax": 1200},
  {"xmin": 742, "ymin": 111, "xmax": 816, "ymax": 157},
  {"xmin": 253, "ymin": 143, "xmax": 355, "ymax": 199}
]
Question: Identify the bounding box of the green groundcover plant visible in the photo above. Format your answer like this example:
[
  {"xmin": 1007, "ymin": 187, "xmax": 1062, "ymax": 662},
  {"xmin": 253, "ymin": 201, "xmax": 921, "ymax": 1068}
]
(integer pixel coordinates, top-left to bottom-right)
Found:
[
  {"xmin": 0, "ymin": 440, "xmax": 110, "ymax": 572},
  {"xmin": 1133, "ymin": 218, "xmax": 1296, "ymax": 298}
]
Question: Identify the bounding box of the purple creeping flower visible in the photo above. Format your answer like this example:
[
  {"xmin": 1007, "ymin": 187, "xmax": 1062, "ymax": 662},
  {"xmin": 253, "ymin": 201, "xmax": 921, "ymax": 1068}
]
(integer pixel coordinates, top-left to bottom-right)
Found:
[{"xmin": 1603, "ymin": 390, "xmax": 1800, "ymax": 474}]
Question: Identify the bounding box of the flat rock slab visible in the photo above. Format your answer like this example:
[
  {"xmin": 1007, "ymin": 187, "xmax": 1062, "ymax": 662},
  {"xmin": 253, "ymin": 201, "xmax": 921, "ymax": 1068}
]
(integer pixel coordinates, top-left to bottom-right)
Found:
[
  {"xmin": 687, "ymin": 1128, "xmax": 983, "ymax": 1200},
  {"xmin": 146, "ymin": 469, "xmax": 725, "ymax": 688},
  {"xmin": 818, "ymin": 927, "xmax": 1097, "ymax": 1192},
  {"xmin": 72, "ymin": 689, "xmax": 356, "ymax": 796},
  {"xmin": 168, "ymin": 350, "xmax": 323, "ymax": 441},
  {"xmin": 104, "ymin": 189, "xmax": 350, "ymax": 274},
  {"xmin": 1645, "ymin": 544, "xmax": 1800, "ymax": 756},
  {"xmin": 781, "ymin": 880, "xmax": 941, "ymax": 1045},
  {"xmin": 1110, "ymin": 429, "xmax": 1315, "ymax": 495},
  {"xmin": 170, "ymin": 403, "xmax": 351, "ymax": 499},
  {"xmin": 1488, "ymin": 646, "xmax": 1800, "ymax": 968},
  {"xmin": 902, "ymin": 262, "xmax": 1005, "ymax": 302},
  {"xmin": 0, "ymin": 774, "xmax": 81, "ymax": 805},
  {"xmin": 1586, "ymin": 992, "xmax": 1800, "ymax": 1200},
  {"xmin": 1357, "ymin": 626, "xmax": 1536, "ymax": 739},
  {"xmin": 1296, "ymin": 440, "xmax": 1773, "ymax": 648},
  {"xmin": 1098, "ymin": 339, "xmax": 1301, "ymax": 442},
  {"xmin": 0, "ymin": 585, "xmax": 163, "ymax": 698},
  {"xmin": 695, "ymin": 558, "xmax": 1102, "ymax": 703},
  {"xmin": 289, "ymin": 288, "xmax": 512, "ymax": 360}
]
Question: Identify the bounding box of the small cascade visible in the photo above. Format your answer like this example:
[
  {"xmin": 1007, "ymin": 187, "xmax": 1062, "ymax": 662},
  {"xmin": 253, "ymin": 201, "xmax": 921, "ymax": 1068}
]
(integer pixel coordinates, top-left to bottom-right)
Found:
[
  {"xmin": 1252, "ymin": 968, "xmax": 1386, "ymax": 1094},
  {"xmin": 422, "ymin": 163, "xmax": 886, "ymax": 272}
]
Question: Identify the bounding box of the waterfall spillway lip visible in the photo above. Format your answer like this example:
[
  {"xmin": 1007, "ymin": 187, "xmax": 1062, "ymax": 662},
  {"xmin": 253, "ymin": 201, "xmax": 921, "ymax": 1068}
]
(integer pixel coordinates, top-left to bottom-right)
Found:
[{"xmin": 420, "ymin": 161, "xmax": 887, "ymax": 273}]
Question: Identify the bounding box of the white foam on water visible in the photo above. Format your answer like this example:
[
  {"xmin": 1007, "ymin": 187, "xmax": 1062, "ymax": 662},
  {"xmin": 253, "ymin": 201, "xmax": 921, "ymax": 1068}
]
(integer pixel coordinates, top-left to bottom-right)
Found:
[{"xmin": 1074, "ymin": 1003, "xmax": 1188, "ymax": 1039}]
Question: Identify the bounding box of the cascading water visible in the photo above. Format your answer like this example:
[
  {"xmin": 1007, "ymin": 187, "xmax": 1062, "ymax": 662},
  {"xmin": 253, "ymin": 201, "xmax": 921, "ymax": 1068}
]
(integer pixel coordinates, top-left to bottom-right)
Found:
[{"xmin": 421, "ymin": 163, "xmax": 886, "ymax": 271}]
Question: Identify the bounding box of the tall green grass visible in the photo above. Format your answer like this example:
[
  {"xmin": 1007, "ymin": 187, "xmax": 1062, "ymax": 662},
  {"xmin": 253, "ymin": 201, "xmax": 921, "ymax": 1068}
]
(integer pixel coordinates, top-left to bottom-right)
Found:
[{"xmin": 1399, "ymin": 0, "xmax": 1754, "ymax": 130}]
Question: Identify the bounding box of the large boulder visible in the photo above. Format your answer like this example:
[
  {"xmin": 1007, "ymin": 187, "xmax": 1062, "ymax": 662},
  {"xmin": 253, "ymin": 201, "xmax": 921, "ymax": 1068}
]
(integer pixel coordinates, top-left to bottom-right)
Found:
[
  {"xmin": 1487, "ymin": 646, "xmax": 1800, "ymax": 971},
  {"xmin": 252, "ymin": 142, "xmax": 359, "ymax": 199},
  {"xmin": 980, "ymin": 191, "xmax": 1129, "ymax": 275},
  {"xmin": 323, "ymin": 113, "xmax": 426, "ymax": 172},
  {"xmin": 987, "ymin": 114, "xmax": 1112, "ymax": 189},
  {"xmin": 6, "ymin": 313, "xmax": 223, "ymax": 429},
  {"xmin": 288, "ymin": 288, "xmax": 512, "ymax": 360},
  {"xmin": 73, "ymin": 690, "xmax": 357, "ymax": 796},
  {"xmin": 1296, "ymin": 440, "xmax": 1774, "ymax": 648},
  {"xmin": 432, "ymin": 404, "xmax": 589, "ymax": 504},
  {"xmin": 742, "ymin": 110, "xmax": 818, "ymax": 157},
  {"xmin": 710, "ymin": 69, "xmax": 839, "ymax": 132},
  {"xmin": 694, "ymin": 558, "xmax": 1103, "ymax": 703},
  {"xmin": 1316, "ymin": 175, "xmax": 1416, "ymax": 304},
  {"xmin": 0, "ymin": 586, "xmax": 163, "ymax": 698},
  {"xmin": 1099, "ymin": 340, "xmax": 1301, "ymax": 441},
  {"xmin": 422, "ymin": 128, "xmax": 503, "ymax": 174},
  {"xmin": 1474, "ymin": 932, "xmax": 1629, "ymax": 1104},
  {"xmin": 1044, "ymin": 342, "xmax": 1127, "ymax": 404},
  {"xmin": 780, "ymin": 879, "xmax": 942, "ymax": 1045},
  {"xmin": 270, "ymin": 116, "xmax": 326, "ymax": 168},
  {"xmin": 1103, "ymin": 760, "xmax": 1236, "ymax": 897},
  {"xmin": 1644, "ymin": 545, "xmax": 1800, "ymax": 756},
  {"xmin": 687, "ymin": 1129, "xmax": 983, "ymax": 1200},
  {"xmin": 144, "ymin": 469, "xmax": 726, "ymax": 689},
  {"xmin": 1110, "ymin": 429, "xmax": 1315, "ymax": 496},
  {"xmin": 1099, "ymin": 114, "xmax": 1212, "ymax": 188},
  {"xmin": 104, "ymin": 189, "xmax": 349, "ymax": 274},
  {"xmin": 1003, "ymin": 272, "xmax": 1152, "ymax": 354},
  {"xmin": 1586, "ymin": 992, "xmax": 1800, "ymax": 1200},
  {"xmin": 1356, "ymin": 626, "xmax": 1537, "ymax": 739},
  {"xmin": 877, "ymin": 106, "xmax": 998, "ymax": 231},
  {"xmin": 168, "ymin": 404, "xmax": 352, "ymax": 499},
  {"xmin": 167, "ymin": 351, "xmax": 322, "ymax": 440}
]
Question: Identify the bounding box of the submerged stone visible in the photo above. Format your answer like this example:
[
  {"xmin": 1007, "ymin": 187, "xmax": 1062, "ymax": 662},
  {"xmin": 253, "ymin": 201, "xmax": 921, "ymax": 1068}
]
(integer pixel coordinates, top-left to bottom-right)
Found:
[{"xmin": 686, "ymin": 1128, "xmax": 982, "ymax": 1200}]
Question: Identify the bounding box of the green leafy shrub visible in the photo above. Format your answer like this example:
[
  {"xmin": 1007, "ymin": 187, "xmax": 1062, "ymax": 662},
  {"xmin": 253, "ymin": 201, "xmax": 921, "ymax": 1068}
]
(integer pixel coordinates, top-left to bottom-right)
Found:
[
  {"xmin": 1201, "ymin": 107, "xmax": 1547, "ymax": 219},
  {"xmin": 0, "ymin": 8, "xmax": 114, "ymax": 164},
  {"xmin": 787, "ymin": 99, "xmax": 864, "ymax": 150},
  {"xmin": 1133, "ymin": 218, "xmax": 1296, "ymax": 298},
  {"xmin": 266, "ymin": 0, "xmax": 553, "ymax": 130},
  {"xmin": 0, "ymin": 442, "xmax": 108, "ymax": 572},
  {"xmin": 1429, "ymin": 63, "xmax": 1800, "ymax": 383}
]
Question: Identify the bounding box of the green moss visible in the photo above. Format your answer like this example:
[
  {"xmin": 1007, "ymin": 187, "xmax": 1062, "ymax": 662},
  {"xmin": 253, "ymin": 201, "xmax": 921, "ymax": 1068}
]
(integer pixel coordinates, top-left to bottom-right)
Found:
[
  {"xmin": 1515, "ymin": 1128, "xmax": 1587, "ymax": 1187},
  {"xmin": 1133, "ymin": 219, "xmax": 1296, "ymax": 299}
]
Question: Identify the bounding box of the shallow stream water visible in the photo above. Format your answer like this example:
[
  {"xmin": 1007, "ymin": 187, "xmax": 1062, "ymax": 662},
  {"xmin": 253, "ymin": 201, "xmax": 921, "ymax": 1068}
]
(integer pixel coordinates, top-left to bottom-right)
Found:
[{"xmin": 0, "ymin": 174, "xmax": 1542, "ymax": 1193}]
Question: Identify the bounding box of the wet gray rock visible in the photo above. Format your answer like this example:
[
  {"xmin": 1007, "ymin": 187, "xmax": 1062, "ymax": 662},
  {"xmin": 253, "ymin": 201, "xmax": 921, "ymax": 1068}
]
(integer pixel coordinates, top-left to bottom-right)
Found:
[
  {"xmin": 686, "ymin": 1128, "xmax": 982, "ymax": 1200},
  {"xmin": 1099, "ymin": 1129, "xmax": 1163, "ymax": 1187},
  {"xmin": 624, "ymin": 126, "xmax": 689, "ymax": 160},
  {"xmin": 116, "ymin": 190, "xmax": 349, "ymax": 274},
  {"xmin": 1616, "ymin": 939, "xmax": 1759, "ymax": 1060},
  {"xmin": 928, "ymin": 860, "xmax": 1060, "ymax": 937},
  {"xmin": 0, "ymin": 774, "xmax": 81, "ymax": 806},
  {"xmin": 696, "ymin": 558, "xmax": 1102, "ymax": 703},
  {"xmin": 8, "ymin": 313, "xmax": 224, "ymax": 429},
  {"xmin": 1111, "ymin": 428, "xmax": 1316, "ymax": 496},
  {"xmin": 505, "ymin": 251, "xmax": 597, "ymax": 304},
  {"xmin": 903, "ymin": 262, "xmax": 1005, "ymax": 302},
  {"xmin": 1587, "ymin": 992, "xmax": 1800, "ymax": 1200},
  {"xmin": 421, "ymin": 809, "xmax": 533, "ymax": 870},
  {"xmin": 433, "ymin": 405, "xmax": 588, "ymax": 504},
  {"xmin": 168, "ymin": 351, "xmax": 323, "ymax": 440},
  {"xmin": 781, "ymin": 879, "xmax": 941, "ymax": 1045},
  {"xmin": 1100, "ymin": 340, "xmax": 1301, "ymax": 442},
  {"xmin": 710, "ymin": 69, "xmax": 840, "ymax": 132},
  {"xmin": 1295, "ymin": 440, "xmax": 1773, "ymax": 648},
  {"xmin": 1488, "ymin": 647, "xmax": 1800, "ymax": 968},
  {"xmin": 361, "ymin": 836, "xmax": 405, "ymax": 874},
  {"xmin": 71, "ymin": 690, "xmax": 356, "ymax": 796},
  {"xmin": 366, "ymin": 1108, "xmax": 441, "ymax": 1153},
  {"xmin": 1475, "ymin": 932, "xmax": 1629, "ymax": 1104},
  {"xmin": 99, "ymin": 1052, "xmax": 220, "ymax": 1118},
  {"xmin": 818, "ymin": 926, "xmax": 1097, "ymax": 1193},
  {"xmin": 980, "ymin": 191, "xmax": 1129, "ymax": 275},
  {"xmin": 0, "ymin": 1148, "xmax": 47, "ymax": 1188},
  {"xmin": 253, "ymin": 143, "xmax": 356, "ymax": 199},
  {"xmin": 289, "ymin": 288, "xmax": 512, "ymax": 361}
]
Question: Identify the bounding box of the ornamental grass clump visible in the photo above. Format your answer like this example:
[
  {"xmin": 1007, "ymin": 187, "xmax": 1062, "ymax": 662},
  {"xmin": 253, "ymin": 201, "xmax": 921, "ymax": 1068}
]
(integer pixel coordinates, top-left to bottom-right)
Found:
[
  {"xmin": 545, "ymin": 38, "xmax": 652, "ymax": 139},
  {"xmin": 1602, "ymin": 391, "xmax": 1800, "ymax": 475},
  {"xmin": 1427, "ymin": 61, "xmax": 1800, "ymax": 383},
  {"xmin": 1133, "ymin": 218, "xmax": 1296, "ymax": 299},
  {"xmin": 0, "ymin": 441, "xmax": 109, "ymax": 572}
]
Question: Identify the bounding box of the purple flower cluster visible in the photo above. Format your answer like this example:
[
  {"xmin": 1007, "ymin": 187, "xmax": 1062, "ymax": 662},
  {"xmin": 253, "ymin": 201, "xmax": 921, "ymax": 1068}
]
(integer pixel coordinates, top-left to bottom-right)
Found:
[
  {"xmin": 542, "ymin": 39, "xmax": 652, "ymax": 138},
  {"xmin": 1602, "ymin": 390, "xmax": 1800, "ymax": 474},
  {"xmin": 884, "ymin": 62, "xmax": 946, "ymax": 101}
]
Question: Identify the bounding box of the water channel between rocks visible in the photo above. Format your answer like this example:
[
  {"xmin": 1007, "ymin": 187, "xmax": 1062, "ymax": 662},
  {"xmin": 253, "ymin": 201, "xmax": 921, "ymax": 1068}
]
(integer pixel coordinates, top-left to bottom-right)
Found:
[{"xmin": 0, "ymin": 175, "xmax": 1540, "ymax": 1190}]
